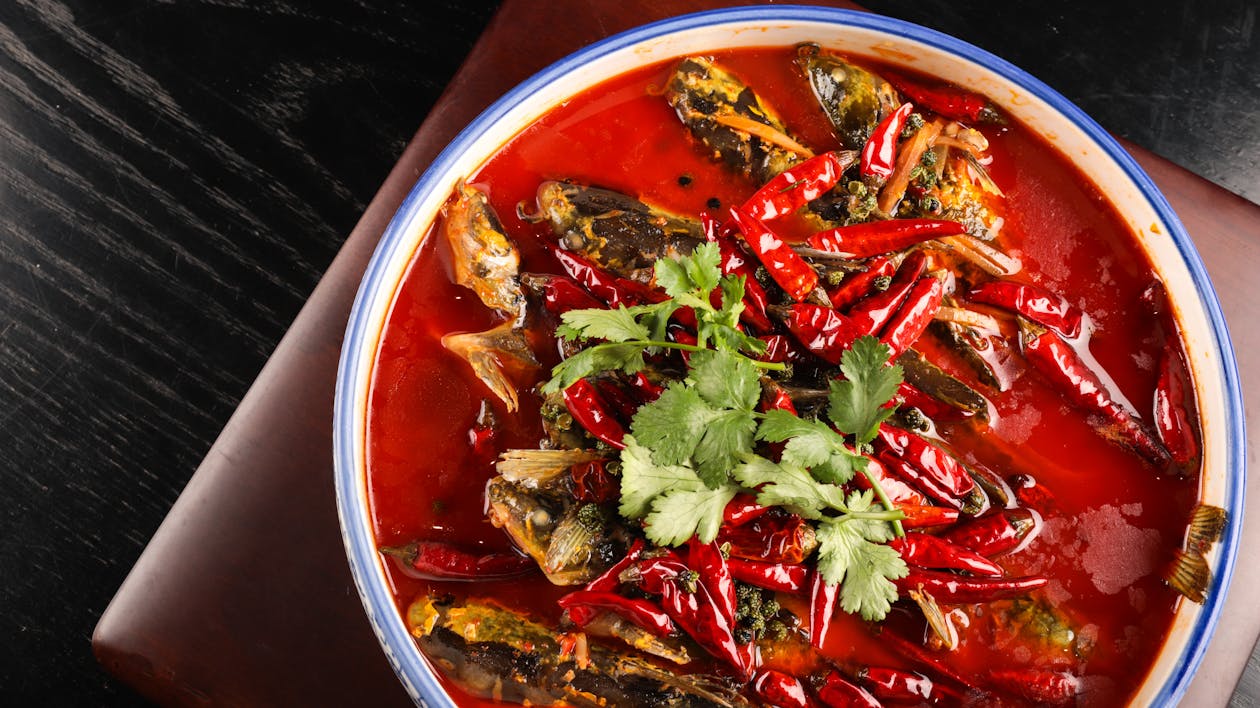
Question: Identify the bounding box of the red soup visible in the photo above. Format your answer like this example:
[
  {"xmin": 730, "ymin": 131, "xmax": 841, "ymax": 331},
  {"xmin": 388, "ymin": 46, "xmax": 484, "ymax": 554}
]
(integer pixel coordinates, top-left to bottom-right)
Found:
[{"xmin": 367, "ymin": 45, "xmax": 1208, "ymax": 707}]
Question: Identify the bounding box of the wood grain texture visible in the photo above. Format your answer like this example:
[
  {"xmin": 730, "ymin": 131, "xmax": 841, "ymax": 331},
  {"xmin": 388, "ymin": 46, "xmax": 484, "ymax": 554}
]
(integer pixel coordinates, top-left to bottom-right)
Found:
[{"xmin": 3, "ymin": 0, "xmax": 1257, "ymax": 705}]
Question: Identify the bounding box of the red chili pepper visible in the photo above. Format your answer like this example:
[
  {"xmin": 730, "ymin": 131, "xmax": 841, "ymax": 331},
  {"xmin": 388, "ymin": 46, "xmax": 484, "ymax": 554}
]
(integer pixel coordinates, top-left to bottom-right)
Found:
[
  {"xmin": 723, "ymin": 492, "xmax": 772, "ymax": 527},
  {"xmin": 563, "ymin": 378, "xmax": 627, "ymax": 449},
  {"xmin": 559, "ymin": 590, "xmax": 676, "ymax": 637},
  {"xmin": 381, "ymin": 541, "xmax": 535, "ymax": 581},
  {"xmin": 852, "ymin": 455, "xmax": 930, "ymax": 507},
  {"xmin": 717, "ymin": 513, "xmax": 815, "ymax": 564},
  {"xmin": 776, "ymin": 303, "xmax": 865, "ymax": 365},
  {"xmin": 897, "ymin": 503, "xmax": 960, "ymax": 529},
  {"xmin": 817, "ymin": 670, "xmax": 882, "ymax": 708},
  {"xmin": 1154, "ymin": 347, "xmax": 1199, "ymax": 469},
  {"xmin": 881, "ymin": 631, "xmax": 980, "ymax": 692},
  {"xmin": 809, "ymin": 571, "xmax": 839, "ymax": 650},
  {"xmin": 808, "ymin": 219, "xmax": 966, "ymax": 259},
  {"xmin": 894, "ymin": 381, "xmax": 969, "ymax": 421},
  {"xmin": 628, "ymin": 371, "xmax": 664, "ymax": 402},
  {"xmin": 880, "ymin": 276, "xmax": 944, "ymax": 357},
  {"xmin": 757, "ymin": 334, "xmax": 806, "ymax": 365},
  {"xmin": 889, "ymin": 532, "xmax": 1003, "ymax": 577},
  {"xmin": 969, "ymin": 280, "xmax": 1083, "ymax": 338},
  {"xmin": 860, "ymin": 102, "xmax": 913, "ymax": 181},
  {"xmin": 848, "ymin": 250, "xmax": 926, "ymax": 335},
  {"xmin": 637, "ymin": 558, "xmax": 753, "ymax": 678},
  {"xmin": 826, "ymin": 256, "xmax": 895, "ymax": 310},
  {"xmin": 760, "ymin": 380, "xmax": 800, "ymax": 417},
  {"xmin": 877, "ymin": 451, "xmax": 964, "ymax": 510},
  {"xmin": 671, "ymin": 327, "xmax": 698, "ymax": 366},
  {"xmin": 689, "ymin": 538, "xmax": 737, "ymax": 626},
  {"xmin": 987, "ymin": 669, "xmax": 1080, "ymax": 705},
  {"xmin": 742, "ymin": 150, "xmax": 854, "ymax": 221},
  {"xmin": 594, "ymin": 379, "xmax": 640, "ymax": 423},
  {"xmin": 858, "ymin": 666, "xmax": 934, "ymax": 703},
  {"xmin": 728, "ymin": 558, "xmax": 809, "ymax": 594},
  {"xmin": 884, "ymin": 71, "xmax": 1000, "ymax": 124},
  {"xmin": 895, "ymin": 568, "xmax": 1047, "ymax": 603},
  {"xmin": 752, "ymin": 669, "xmax": 816, "ymax": 708},
  {"xmin": 1020, "ymin": 320, "xmax": 1169, "ymax": 466},
  {"xmin": 939, "ymin": 508, "xmax": 1037, "ymax": 557},
  {"xmin": 523, "ymin": 272, "xmax": 605, "ymax": 315},
  {"xmin": 570, "ymin": 459, "xmax": 620, "ymax": 504},
  {"xmin": 875, "ymin": 424, "xmax": 976, "ymax": 499},
  {"xmin": 704, "ymin": 212, "xmax": 776, "ymax": 333},
  {"xmin": 728, "ymin": 207, "xmax": 819, "ymax": 302},
  {"xmin": 553, "ymin": 248, "xmax": 654, "ymax": 308},
  {"xmin": 584, "ymin": 538, "xmax": 644, "ymax": 593}
]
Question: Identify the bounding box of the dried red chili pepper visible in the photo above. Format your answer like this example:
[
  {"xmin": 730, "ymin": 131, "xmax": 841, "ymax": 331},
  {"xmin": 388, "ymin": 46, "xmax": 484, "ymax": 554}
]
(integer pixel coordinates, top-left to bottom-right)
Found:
[
  {"xmin": 584, "ymin": 537, "xmax": 644, "ymax": 593},
  {"xmin": 861, "ymin": 102, "xmax": 914, "ymax": 181},
  {"xmin": 760, "ymin": 380, "xmax": 800, "ymax": 418},
  {"xmin": 1154, "ymin": 347, "xmax": 1199, "ymax": 469},
  {"xmin": 563, "ymin": 378, "xmax": 627, "ymax": 450},
  {"xmin": 570, "ymin": 459, "xmax": 619, "ymax": 504},
  {"xmin": 884, "ymin": 70, "xmax": 1001, "ymax": 124},
  {"xmin": 775, "ymin": 303, "xmax": 865, "ymax": 365},
  {"xmin": 1020, "ymin": 320, "xmax": 1169, "ymax": 466},
  {"xmin": 939, "ymin": 508, "xmax": 1037, "ymax": 557},
  {"xmin": 857, "ymin": 666, "xmax": 934, "ymax": 702},
  {"xmin": 558, "ymin": 590, "xmax": 675, "ymax": 637},
  {"xmin": 752, "ymin": 668, "xmax": 815, "ymax": 708},
  {"xmin": 847, "ymin": 250, "xmax": 926, "ymax": 335},
  {"xmin": 880, "ymin": 276, "xmax": 945, "ymax": 358},
  {"xmin": 809, "ymin": 571, "xmax": 839, "ymax": 650},
  {"xmin": 594, "ymin": 379, "xmax": 640, "ymax": 423},
  {"xmin": 704, "ymin": 212, "xmax": 776, "ymax": 333},
  {"xmin": 817, "ymin": 670, "xmax": 882, "ymax": 708},
  {"xmin": 852, "ymin": 456, "xmax": 930, "ymax": 507},
  {"xmin": 877, "ymin": 451, "xmax": 965, "ymax": 510},
  {"xmin": 723, "ymin": 492, "xmax": 772, "ymax": 527},
  {"xmin": 728, "ymin": 207, "xmax": 820, "ymax": 303},
  {"xmin": 894, "ymin": 381, "xmax": 968, "ymax": 421},
  {"xmin": 808, "ymin": 219, "xmax": 966, "ymax": 259},
  {"xmin": 889, "ymin": 532, "xmax": 1003, "ymax": 577},
  {"xmin": 628, "ymin": 371, "xmax": 664, "ymax": 402},
  {"xmin": 552, "ymin": 247, "xmax": 654, "ymax": 308},
  {"xmin": 875, "ymin": 424, "xmax": 976, "ymax": 499},
  {"xmin": 380, "ymin": 541, "xmax": 534, "ymax": 581},
  {"xmin": 757, "ymin": 334, "xmax": 806, "ymax": 365},
  {"xmin": 968, "ymin": 280, "xmax": 1083, "ymax": 338},
  {"xmin": 895, "ymin": 568, "xmax": 1047, "ymax": 603},
  {"xmin": 689, "ymin": 538, "xmax": 737, "ymax": 626},
  {"xmin": 987, "ymin": 669, "xmax": 1080, "ymax": 705},
  {"xmin": 671, "ymin": 327, "xmax": 698, "ymax": 366},
  {"xmin": 897, "ymin": 503, "xmax": 960, "ymax": 529},
  {"xmin": 728, "ymin": 558, "xmax": 809, "ymax": 594},
  {"xmin": 522, "ymin": 272, "xmax": 605, "ymax": 315},
  {"xmin": 826, "ymin": 256, "xmax": 895, "ymax": 310},
  {"xmin": 881, "ymin": 631, "xmax": 980, "ymax": 692},
  {"xmin": 742, "ymin": 150, "xmax": 854, "ymax": 220},
  {"xmin": 717, "ymin": 512, "xmax": 816, "ymax": 564},
  {"xmin": 636, "ymin": 558, "xmax": 753, "ymax": 678}
]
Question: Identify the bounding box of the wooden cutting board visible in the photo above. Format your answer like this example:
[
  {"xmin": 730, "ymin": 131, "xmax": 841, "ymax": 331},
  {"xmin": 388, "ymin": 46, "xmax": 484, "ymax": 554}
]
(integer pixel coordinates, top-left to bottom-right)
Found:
[{"xmin": 93, "ymin": 0, "xmax": 1260, "ymax": 705}]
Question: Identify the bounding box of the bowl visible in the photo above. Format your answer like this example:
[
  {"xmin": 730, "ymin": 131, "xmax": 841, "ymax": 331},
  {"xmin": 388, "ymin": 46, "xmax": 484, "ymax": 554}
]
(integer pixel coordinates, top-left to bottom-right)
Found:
[{"xmin": 334, "ymin": 6, "xmax": 1244, "ymax": 706}]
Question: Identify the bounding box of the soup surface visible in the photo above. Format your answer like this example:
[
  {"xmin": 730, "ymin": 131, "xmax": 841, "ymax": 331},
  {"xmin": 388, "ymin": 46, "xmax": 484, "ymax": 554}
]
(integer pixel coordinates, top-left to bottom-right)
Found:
[{"xmin": 366, "ymin": 46, "xmax": 1202, "ymax": 707}]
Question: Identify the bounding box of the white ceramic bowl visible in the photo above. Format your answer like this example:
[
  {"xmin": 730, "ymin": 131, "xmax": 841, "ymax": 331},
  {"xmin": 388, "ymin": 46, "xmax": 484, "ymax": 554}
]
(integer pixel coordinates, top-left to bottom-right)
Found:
[{"xmin": 334, "ymin": 6, "xmax": 1245, "ymax": 706}]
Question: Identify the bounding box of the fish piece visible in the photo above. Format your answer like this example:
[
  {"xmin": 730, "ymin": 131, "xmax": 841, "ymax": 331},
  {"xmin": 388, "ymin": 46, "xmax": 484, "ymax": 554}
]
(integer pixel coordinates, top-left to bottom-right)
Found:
[
  {"xmin": 486, "ymin": 477, "xmax": 621, "ymax": 585},
  {"xmin": 667, "ymin": 57, "xmax": 811, "ymax": 184},
  {"xmin": 989, "ymin": 596, "xmax": 1094, "ymax": 660},
  {"xmin": 896, "ymin": 348, "xmax": 990, "ymax": 421},
  {"xmin": 408, "ymin": 596, "xmax": 751, "ymax": 707},
  {"xmin": 443, "ymin": 181, "xmax": 527, "ymax": 316},
  {"xmin": 796, "ymin": 44, "xmax": 900, "ymax": 150},
  {"xmin": 934, "ymin": 147, "xmax": 1004, "ymax": 240},
  {"xmin": 440, "ymin": 182, "xmax": 539, "ymax": 411},
  {"xmin": 536, "ymin": 181, "xmax": 703, "ymax": 279},
  {"xmin": 578, "ymin": 611, "xmax": 695, "ymax": 665}
]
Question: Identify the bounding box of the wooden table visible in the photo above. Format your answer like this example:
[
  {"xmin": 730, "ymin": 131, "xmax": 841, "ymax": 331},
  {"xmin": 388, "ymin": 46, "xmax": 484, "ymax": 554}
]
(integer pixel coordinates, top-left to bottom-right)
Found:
[{"xmin": 3, "ymin": 0, "xmax": 1257, "ymax": 704}]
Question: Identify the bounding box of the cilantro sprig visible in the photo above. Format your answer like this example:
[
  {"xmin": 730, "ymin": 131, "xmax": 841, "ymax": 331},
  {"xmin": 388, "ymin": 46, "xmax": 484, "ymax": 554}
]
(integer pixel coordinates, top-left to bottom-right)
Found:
[{"xmin": 541, "ymin": 245, "xmax": 909, "ymax": 621}]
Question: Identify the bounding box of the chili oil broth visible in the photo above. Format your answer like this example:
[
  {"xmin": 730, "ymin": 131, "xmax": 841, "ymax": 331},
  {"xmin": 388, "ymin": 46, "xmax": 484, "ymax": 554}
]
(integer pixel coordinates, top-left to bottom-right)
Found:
[{"xmin": 366, "ymin": 47, "xmax": 1197, "ymax": 706}]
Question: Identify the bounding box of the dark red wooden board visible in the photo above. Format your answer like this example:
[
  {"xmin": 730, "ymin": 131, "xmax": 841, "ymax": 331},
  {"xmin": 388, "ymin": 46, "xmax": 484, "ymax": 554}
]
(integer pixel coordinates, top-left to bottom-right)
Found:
[{"xmin": 93, "ymin": 1, "xmax": 1260, "ymax": 705}]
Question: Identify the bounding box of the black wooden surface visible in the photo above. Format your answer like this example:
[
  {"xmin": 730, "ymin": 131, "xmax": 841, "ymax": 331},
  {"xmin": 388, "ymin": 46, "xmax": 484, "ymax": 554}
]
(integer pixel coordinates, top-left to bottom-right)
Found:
[{"xmin": 1, "ymin": 0, "xmax": 1256, "ymax": 704}]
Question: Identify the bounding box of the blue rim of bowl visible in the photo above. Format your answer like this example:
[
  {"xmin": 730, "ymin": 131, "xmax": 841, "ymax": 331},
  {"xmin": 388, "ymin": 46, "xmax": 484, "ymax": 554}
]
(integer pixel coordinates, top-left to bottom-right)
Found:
[{"xmin": 334, "ymin": 5, "xmax": 1245, "ymax": 706}]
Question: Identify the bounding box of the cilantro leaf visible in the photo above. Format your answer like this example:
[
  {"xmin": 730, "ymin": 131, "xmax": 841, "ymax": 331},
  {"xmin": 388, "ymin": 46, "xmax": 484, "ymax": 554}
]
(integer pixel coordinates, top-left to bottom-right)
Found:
[
  {"xmin": 645, "ymin": 481, "xmax": 740, "ymax": 545},
  {"xmin": 618, "ymin": 436, "xmax": 704, "ymax": 519},
  {"xmin": 815, "ymin": 516, "xmax": 907, "ymax": 622},
  {"xmin": 556, "ymin": 305, "xmax": 651, "ymax": 343},
  {"xmin": 756, "ymin": 409, "xmax": 862, "ymax": 485},
  {"xmin": 542, "ymin": 342, "xmax": 645, "ymax": 393},
  {"xmin": 828, "ymin": 336, "xmax": 903, "ymax": 443},
  {"xmin": 630, "ymin": 383, "xmax": 712, "ymax": 468},
  {"xmin": 655, "ymin": 242, "xmax": 722, "ymax": 299},
  {"xmin": 732, "ymin": 454, "xmax": 845, "ymax": 520},
  {"xmin": 693, "ymin": 408, "xmax": 757, "ymax": 487},
  {"xmin": 690, "ymin": 349, "xmax": 759, "ymax": 412}
]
